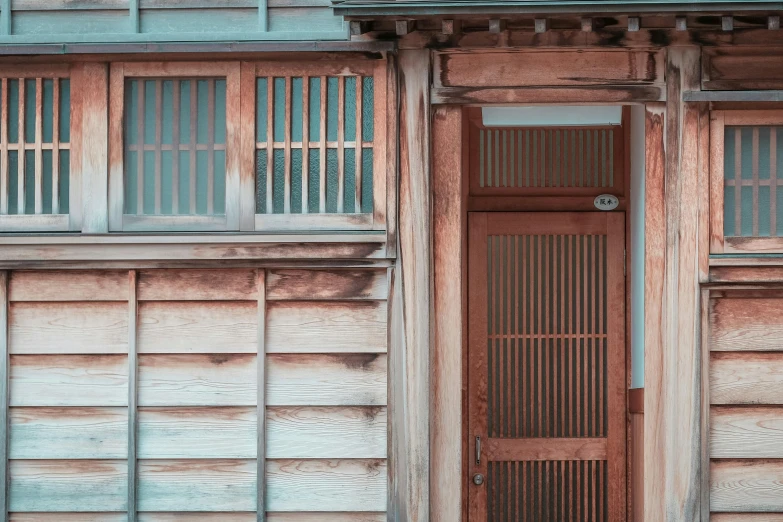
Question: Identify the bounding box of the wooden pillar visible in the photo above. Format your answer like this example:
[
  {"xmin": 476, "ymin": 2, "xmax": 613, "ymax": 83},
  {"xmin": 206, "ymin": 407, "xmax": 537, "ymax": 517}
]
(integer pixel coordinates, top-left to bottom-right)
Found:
[
  {"xmin": 431, "ymin": 106, "xmax": 463, "ymax": 521},
  {"xmin": 644, "ymin": 46, "xmax": 703, "ymax": 522},
  {"xmin": 80, "ymin": 63, "xmax": 109, "ymax": 234},
  {"xmin": 390, "ymin": 48, "xmax": 431, "ymax": 522}
]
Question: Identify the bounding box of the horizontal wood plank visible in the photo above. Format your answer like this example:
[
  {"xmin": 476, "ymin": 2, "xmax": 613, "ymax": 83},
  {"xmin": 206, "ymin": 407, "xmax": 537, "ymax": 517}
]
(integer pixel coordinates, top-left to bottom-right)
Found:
[
  {"xmin": 434, "ymin": 49, "xmax": 663, "ymax": 88},
  {"xmin": 138, "ymin": 407, "xmax": 256, "ymax": 459},
  {"xmin": 137, "ymin": 459, "xmax": 256, "ymax": 512},
  {"xmin": 485, "ymin": 437, "xmax": 607, "ymax": 461},
  {"xmin": 711, "ymin": 406, "xmax": 783, "ymax": 459},
  {"xmin": 137, "ymin": 515, "xmax": 256, "ymax": 522},
  {"xmin": 10, "ymin": 302, "xmax": 129, "ymax": 354},
  {"xmin": 9, "ymin": 271, "xmax": 129, "ymax": 301},
  {"xmin": 710, "ymin": 515, "xmax": 783, "ymax": 521},
  {"xmin": 711, "ymin": 460, "xmax": 783, "ymax": 512},
  {"xmin": 12, "ymin": 0, "xmax": 129, "ymax": 10},
  {"xmin": 10, "ymin": 354, "xmax": 128, "ymax": 406},
  {"xmin": 711, "ymin": 352, "xmax": 783, "ymax": 405},
  {"xmin": 9, "ymin": 407, "xmax": 127, "ymax": 459},
  {"xmin": 267, "ymin": 406, "xmax": 386, "ymax": 459},
  {"xmin": 266, "ymin": 515, "xmax": 385, "ymax": 522},
  {"xmin": 10, "ymin": 515, "xmax": 126, "ymax": 521},
  {"xmin": 266, "ymin": 302, "xmax": 386, "ymax": 354},
  {"xmin": 711, "ymin": 298, "xmax": 783, "ymax": 352},
  {"xmin": 138, "ymin": 354, "xmax": 256, "ymax": 406},
  {"xmin": 140, "ymin": 0, "xmax": 256, "ymax": 7},
  {"xmin": 137, "ymin": 269, "xmax": 257, "ymax": 301},
  {"xmin": 266, "ymin": 459, "xmax": 386, "ymax": 512},
  {"xmin": 9, "ymin": 460, "xmax": 127, "ymax": 512},
  {"xmin": 266, "ymin": 354, "xmax": 386, "ymax": 406},
  {"xmin": 266, "ymin": 269, "xmax": 387, "ymax": 301},
  {"xmin": 138, "ymin": 301, "xmax": 257, "ymax": 353}
]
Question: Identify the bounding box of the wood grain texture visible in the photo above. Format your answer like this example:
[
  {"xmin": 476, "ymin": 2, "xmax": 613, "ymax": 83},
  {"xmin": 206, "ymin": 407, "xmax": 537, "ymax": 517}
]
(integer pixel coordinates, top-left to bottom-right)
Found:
[
  {"xmin": 266, "ymin": 406, "xmax": 386, "ymax": 459},
  {"xmin": 9, "ymin": 407, "xmax": 127, "ymax": 459},
  {"xmin": 137, "ymin": 515, "xmax": 256, "ymax": 522},
  {"xmin": 266, "ymin": 269, "xmax": 387, "ymax": 301},
  {"xmin": 266, "ymin": 515, "xmax": 384, "ymax": 522},
  {"xmin": 431, "ymin": 105, "xmax": 462, "ymax": 522},
  {"xmin": 266, "ymin": 353, "xmax": 386, "ymax": 406},
  {"xmin": 138, "ymin": 407, "xmax": 256, "ymax": 459},
  {"xmin": 138, "ymin": 301, "xmax": 257, "ymax": 353},
  {"xmin": 434, "ymin": 50, "xmax": 663, "ymax": 88},
  {"xmin": 711, "ymin": 515, "xmax": 783, "ymax": 522},
  {"xmin": 8, "ymin": 459, "xmax": 128, "ymax": 512},
  {"xmin": 10, "ymin": 515, "xmax": 126, "ymax": 521},
  {"xmin": 711, "ymin": 406, "xmax": 783, "ymax": 458},
  {"xmin": 394, "ymin": 48, "xmax": 431, "ymax": 522},
  {"xmin": 138, "ymin": 354, "xmax": 256, "ymax": 406},
  {"xmin": 644, "ymin": 47, "xmax": 703, "ymax": 522},
  {"xmin": 9, "ymin": 302, "xmax": 129, "ymax": 354},
  {"xmin": 137, "ymin": 269, "xmax": 257, "ymax": 301},
  {"xmin": 711, "ymin": 460, "xmax": 783, "ymax": 512},
  {"xmin": 10, "ymin": 354, "xmax": 128, "ymax": 406},
  {"xmin": 80, "ymin": 62, "xmax": 109, "ymax": 234},
  {"xmin": 266, "ymin": 459, "xmax": 386, "ymax": 512},
  {"xmin": 8, "ymin": 270, "xmax": 129, "ymax": 301},
  {"xmin": 710, "ymin": 298, "xmax": 783, "ymax": 351},
  {"xmin": 137, "ymin": 459, "xmax": 256, "ymax": 512},
  {"xmin": 711, "ymin": 352, "xmax": 783, "ymax": 404},
  {"xmin": 266, "ymin": 301, "xmax": 386, "ymax": 354}
]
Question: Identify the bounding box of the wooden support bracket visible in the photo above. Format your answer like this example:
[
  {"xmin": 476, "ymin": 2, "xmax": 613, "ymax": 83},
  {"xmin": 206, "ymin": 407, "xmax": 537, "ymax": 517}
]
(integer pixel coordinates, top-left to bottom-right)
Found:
[
  {"xmin": 489, "ymin": 18, "xmax": 507, "ymax": 33},
  {"xmin": 676, "ymin": 16, "xmax": 687, "ymax": 31},
  {"xmin": 722, "ymin": 16, "xmax": 734, "ymax": 31},
  {"xmin": 581, "ymin": 17, "xmax": 594, "ymax": 32},
  {"xmin": 442, "ymin": 19, "xmax": 461, "ymax": 35},
  {"xmin": 349, "ymin": 21, "xmax": 373, "ymax": 36},
  {"xmin": 396, "ymin": 19, "xmax": 416, "ymax": 36},
  {"xmin": 628, "ymin": 17, "xmax": 641, "ymax": 32}
]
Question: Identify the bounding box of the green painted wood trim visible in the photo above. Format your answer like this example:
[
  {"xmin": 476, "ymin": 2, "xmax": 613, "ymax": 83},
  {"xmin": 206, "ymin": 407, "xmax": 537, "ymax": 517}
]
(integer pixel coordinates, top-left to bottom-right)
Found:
[
  {"xmin": 259, "ymin": 0, "xmax": 268, "ymax": 32},
  {"xmin": 0, "ymin": 0, "xmax": 10, "ymax": 36},
  {"xmin": 0, "ymin": 30, "xmax": 348, "ymax": 44},
  {"xmin": 130, "ymin": 0, "xmax": 140, "ymax": 33}
]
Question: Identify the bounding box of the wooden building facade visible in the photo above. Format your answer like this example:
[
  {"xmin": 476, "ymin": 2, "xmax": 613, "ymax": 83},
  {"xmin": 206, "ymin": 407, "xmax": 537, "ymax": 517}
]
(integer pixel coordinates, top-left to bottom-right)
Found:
[{"xmin": 0, "ymin": 0, "xmax": 781, "ymax": 520}]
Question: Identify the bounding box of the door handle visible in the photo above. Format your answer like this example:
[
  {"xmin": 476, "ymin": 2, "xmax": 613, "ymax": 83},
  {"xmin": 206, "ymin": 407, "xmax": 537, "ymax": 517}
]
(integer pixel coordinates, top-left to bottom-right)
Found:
[{"xmin": 475, "ymin": 435, "xmax": 481, "ymax": 465}]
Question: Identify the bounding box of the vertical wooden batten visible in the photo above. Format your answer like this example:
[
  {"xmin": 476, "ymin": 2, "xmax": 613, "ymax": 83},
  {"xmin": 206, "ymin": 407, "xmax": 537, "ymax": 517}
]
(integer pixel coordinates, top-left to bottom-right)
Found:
[
  {"xmin": 258, "ymin": 0, "xmax": 268, "ymax": 32},
  {"xmin": 129, "ymin": 0, "xmax": 139, "ymax": 33},
  {"xmin": 0, "ymin": 271, "xmax": 7, "ymax": 522},
  {"xmin": 394, "ymin": 48, "xmax": 432, "ymax": 522},
  {"xmin": 127, "ymin": 270, "xmax": 138, "ymax": 522},
  {"xmin": 432, "ymin": 106, "xmax": 462, "ymax": 522},
  {"xmin": 256, "ymin": 269, "xmax": 266, "ymax": 522},
  {"xmin": 644, "ymin": 47, "xmax": 703, "ymax": 522},
  {"xmin": 0, "ymin": 0, "xmax": 9, "ymax": 36},
  {"xmin": 81, "ymin": 63, "xmax": 109, "ymax": 234}
]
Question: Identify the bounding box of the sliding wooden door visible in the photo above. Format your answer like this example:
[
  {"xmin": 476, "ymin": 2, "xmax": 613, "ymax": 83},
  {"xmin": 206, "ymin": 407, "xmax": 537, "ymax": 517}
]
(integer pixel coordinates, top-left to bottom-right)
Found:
[{"xmin": 468, "ymin": 212, "xmax": 626, "ymax": 522}]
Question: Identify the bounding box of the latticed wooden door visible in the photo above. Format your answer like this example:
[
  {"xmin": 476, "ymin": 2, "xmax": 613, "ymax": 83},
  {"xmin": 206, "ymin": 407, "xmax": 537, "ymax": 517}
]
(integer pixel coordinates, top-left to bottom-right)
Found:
[{"xmin": 468, "ymin": 212, "xmax": 626, "ymax": 522}]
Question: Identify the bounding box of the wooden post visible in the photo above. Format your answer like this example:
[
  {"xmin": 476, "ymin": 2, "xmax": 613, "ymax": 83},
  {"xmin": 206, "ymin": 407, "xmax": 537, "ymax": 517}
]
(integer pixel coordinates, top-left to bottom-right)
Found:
[
  {"xmin": 81, "ymin": 63, "xmax": 109, "ymax": 234},
  {"xmin": 644, "ymin": 47, "xmax": 703, "ymax": 522},
  {"xmin": 127, "ymin": 270, "xmax": 138, "ymax": 522},
  {"xmin": 432, "ymin": 106, "xmax": 463, "ymax": 521},
  {"xmin": 0, "ymin": 271, "xmax": 7, "ymax": 522},
  {"xmin": 256, "ymin": 269, "xmax": 266, "ymax": 522},
  {"xmin": 392, "ymin": 48, "xmax": 431, "ymax": 522}
]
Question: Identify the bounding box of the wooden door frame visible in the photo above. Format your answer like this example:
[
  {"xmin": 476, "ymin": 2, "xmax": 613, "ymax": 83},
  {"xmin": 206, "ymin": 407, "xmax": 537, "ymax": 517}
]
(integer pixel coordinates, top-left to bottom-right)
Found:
[{"xmin": 432, "ymin": 101, "xmax": 637, "ymax": 521}]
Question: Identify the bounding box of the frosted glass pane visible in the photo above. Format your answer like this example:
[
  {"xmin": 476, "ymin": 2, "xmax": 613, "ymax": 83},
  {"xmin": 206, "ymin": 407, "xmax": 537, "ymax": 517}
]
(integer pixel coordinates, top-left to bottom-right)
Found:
[
  {"xmin": 8, "ymin": 80, "xmax": 18, "ymax": 143},
  {"xmin": 273, "ymin": 78, "xmax": 285, "ymax": 143},
  {"xmin": 344, "ymin": 77, "xmax": 356, "ymax": 142},
  {"xmin": 309, "ymin": 78, "xmax": 320, "ymax": 141},
  {"xmin": 42, "ymin": 79, "xmax": 53, "ymax": 144},
  {"xmin": 273, "ymin": 149, "xmax": 285, "ymax": 213},
  {"xmin": 326, "ymin": 148, "xmax": 338, "ymax": 213},
  {"xmin": 42, "ymin": 150, "xmax": 52, "ymax": 214},
  {"xmin": 214, "ymin": 150, "xmax": 226, "ymax": 214},
  {"xmin": 327, "ymin": 77, "xmax": 338, "ymax": 142},
  {"xmin": 59, "ymin": 79, "xmax": 70, "ymax": 143},
  {"xmin": 255, "ymin": 149, "xmax": 267, "ymax": 214},
  {"xmin": 344, "ymin": 147, "xmax": 355, "ymax": 213},
  {"xmin": 24, "ymin": 80, "xmax": 35, "ymax": 144},
  {"xmin": 291, "ymin": 148, "xmax": 302, "ymax": 214},
  {"xmin": 308, "ymin": 149, "xmax": 320, "ymax": 213},
  {"xmin": 292, "ymin": 77, "xmax": 303, "ymax": 143},
  {"xmin": 362, "ymin": 77, "xmax": 373, "ymax": 142},
  {"xmin": 24, "ymin": 150, "xmax": 34, "ymax": 214},
  {"xmin": 59, "ymin": 150, "xmax": 69, "ymax": 214},
  {"xmin": 7, "ymin": 151, "xmax": 17, "ymax": 214},
  {"xmin": 256, "ymin": 78, "xmax": 267, "ymax": 143},
  {"xmin": 362, "ymin": 148, "xmax": 373, "ymax": 214}
]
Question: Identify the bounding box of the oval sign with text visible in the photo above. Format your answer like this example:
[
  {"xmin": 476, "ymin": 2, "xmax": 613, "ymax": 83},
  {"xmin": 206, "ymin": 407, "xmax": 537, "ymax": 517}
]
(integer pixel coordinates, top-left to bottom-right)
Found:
[{"xmin": 594, "ymin": 194, "xmax": 619, "ymax": 211}]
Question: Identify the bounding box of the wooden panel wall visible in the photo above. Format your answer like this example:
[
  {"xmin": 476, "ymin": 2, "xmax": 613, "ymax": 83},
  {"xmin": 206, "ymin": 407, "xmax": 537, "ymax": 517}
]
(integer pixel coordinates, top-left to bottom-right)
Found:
[
  {"xmin": 2, "ymin": 267, "xmax": 388, "ymax": 519},
  {"xmin": 707, "ymin": 290, "xmax": 783, "ymax": 518},
  {"xmin": 1, "ymin": 0, "xmax": 346, "ymax": 43}
]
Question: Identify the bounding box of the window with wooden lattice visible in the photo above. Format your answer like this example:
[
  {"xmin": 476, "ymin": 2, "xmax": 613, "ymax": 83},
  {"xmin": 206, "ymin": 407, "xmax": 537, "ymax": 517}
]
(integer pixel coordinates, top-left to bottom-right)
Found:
[{"xmin": 710, "ymin": 110, "xmax": 783, "ymax": 253}]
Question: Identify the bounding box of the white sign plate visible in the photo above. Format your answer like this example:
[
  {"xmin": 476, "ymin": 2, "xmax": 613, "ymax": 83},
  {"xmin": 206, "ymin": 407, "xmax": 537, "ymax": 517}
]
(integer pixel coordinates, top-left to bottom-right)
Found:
[{"xmin": 594, "ymin": 194, "xmax": 619, "ymax": 211}]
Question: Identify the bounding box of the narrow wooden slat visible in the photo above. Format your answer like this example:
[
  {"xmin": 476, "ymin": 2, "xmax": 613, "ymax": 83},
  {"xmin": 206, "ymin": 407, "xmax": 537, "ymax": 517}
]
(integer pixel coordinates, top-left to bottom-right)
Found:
[
  {"xmin": 257, "ymin": 269, "xmax": 266, "ymax": 522},
  {"xmin": 207, "ymin": 79, "xmax": 215, "ymax": 215},
  {"xmin": 17, "ymin": 77, "xmax": 24, "ymax": 215},
  {"xmin": 1, "ymin": 79, "xmax": 8, "ymax": 215},
  {"xmin": 52, "ymin": 79, "xmax": 60, "ymax": 215},
  {"xmin": 0, "ymin": 272, "xmax": 8, "ymax": 519},
  {"xmin": 283, "ymin": 76, "xmax": 291, "ymax": 214},
  {"xmin": 355, "ymin": 76, "xmax": 362, "ymax": 213},
  {"xmin": 154, "ymin": 80, "xmax": 162, "ymax": 215},
  {"xmin": 137, "ymin": 79, "xmax": 145, "ymax": 216},
  {"xmin": 127, "ymin": 270, "xmax": 138, "ymax": 522},
  {"xmin": 266, "ymin": 406, "xmax": 386, "ymax": 459},
  {"xmin": 301, "ymin": 74, "xmax": 309, "ymax": 215},
  {"xmin": 266, "ymin": 77, "xmax": 274, "ymax": 214},
  {"xmin": 189, "ymin": 80, "xmax": 197, "ymax": 215},
  {"xmin": 319, "ymin": 75, "xmax": 326, "ymax": 214},
  {"xmin": 265, "ymin": 459, "xmax": 386, "ymax": 512},
  {"xmin": 33, "ymin": 78, "xmax": 42, "ymax": 215}
]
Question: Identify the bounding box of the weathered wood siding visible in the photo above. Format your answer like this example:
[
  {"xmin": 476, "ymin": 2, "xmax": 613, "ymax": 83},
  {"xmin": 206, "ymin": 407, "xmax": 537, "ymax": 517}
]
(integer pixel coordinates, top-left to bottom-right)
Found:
[
  {"xmin": 0, "ymin": 0, "xmax": 346, "ymax": 44},
  {"xmin": 4, "ymin": 267, "xmax": 387, "ymax": 519},
  {"xmin": 708, "ymin": 290, "xmax": 783, "ymax": 517}
]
